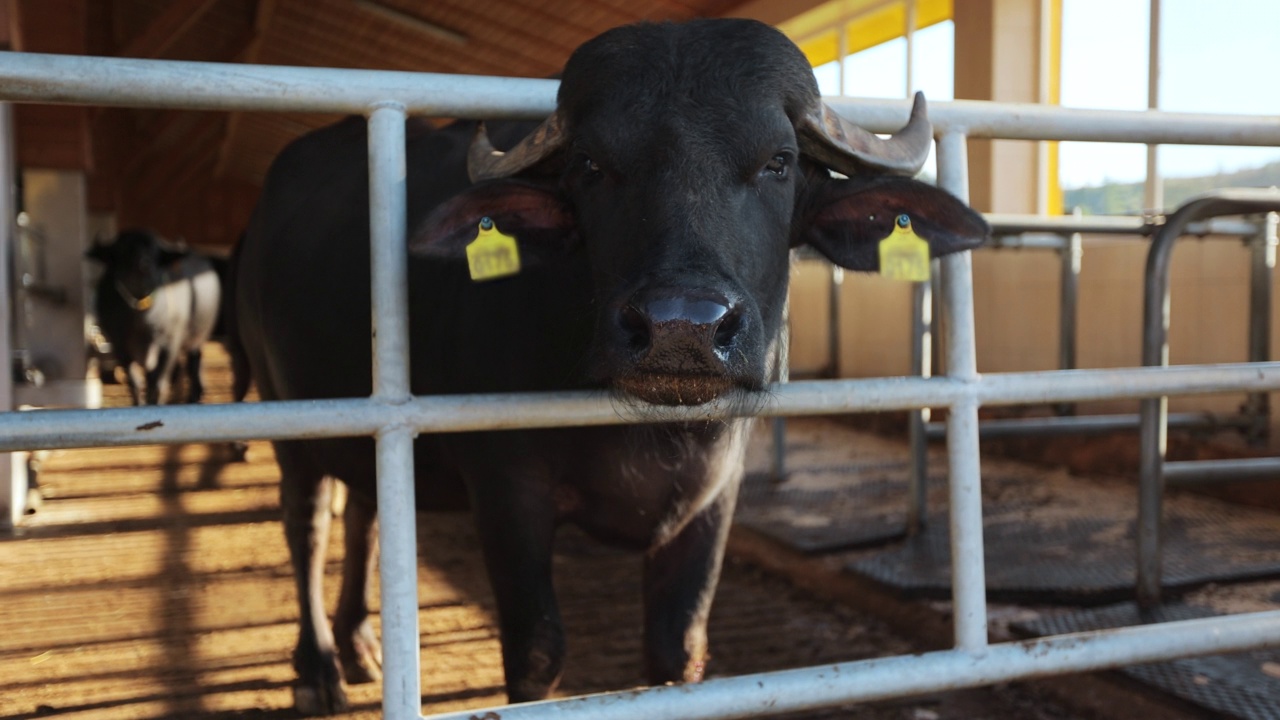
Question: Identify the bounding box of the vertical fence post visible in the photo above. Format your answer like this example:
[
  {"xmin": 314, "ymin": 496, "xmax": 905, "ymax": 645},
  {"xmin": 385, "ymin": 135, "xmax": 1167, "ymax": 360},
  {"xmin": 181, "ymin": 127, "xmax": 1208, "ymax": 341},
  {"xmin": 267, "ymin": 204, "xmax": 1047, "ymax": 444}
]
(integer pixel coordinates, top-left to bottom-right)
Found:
[
  {"xmin": 367, "ymin": 103, "xmax": 422, "ymax": 720},
  {"xmin": 1054, "ymin": 210, "xmax": 1083, "ymax": 416},
  {"xmin": 1138, "ymin": 230, "xmax": 1171, "ymax": 609},
  {"xmin": 770, "ymin": 296, "xmax": 790, "ymax": 483},
  {"xmin": 827, "ymin": 266, "xmax": 844, "ymax": 378},
  {"xmin": 1245, "ymin": 212, "xmax": 1276, "ymax": 445},
  {"xmin": 936, "ymin": 131, "xmax": 988, "ymax": 652},
  {"xmin": 0, "ymin": 103, "xmax": 19, "ymax": 531},
  {"xmin": 908, "ymin": 276, "xmax": 933, "ymax": 534}
]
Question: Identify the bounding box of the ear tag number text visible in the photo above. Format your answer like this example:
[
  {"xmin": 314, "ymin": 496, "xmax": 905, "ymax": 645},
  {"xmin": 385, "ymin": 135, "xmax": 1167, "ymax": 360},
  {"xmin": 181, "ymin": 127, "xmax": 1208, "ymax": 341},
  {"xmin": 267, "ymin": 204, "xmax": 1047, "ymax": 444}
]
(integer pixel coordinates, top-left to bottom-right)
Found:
[
  {"xmin": 878, "ymin": 214, "xmax": 931, "ymax": 282},
  {"xmin": 466, "ymin": 217, "xmax": 521, "ymax": 282}
]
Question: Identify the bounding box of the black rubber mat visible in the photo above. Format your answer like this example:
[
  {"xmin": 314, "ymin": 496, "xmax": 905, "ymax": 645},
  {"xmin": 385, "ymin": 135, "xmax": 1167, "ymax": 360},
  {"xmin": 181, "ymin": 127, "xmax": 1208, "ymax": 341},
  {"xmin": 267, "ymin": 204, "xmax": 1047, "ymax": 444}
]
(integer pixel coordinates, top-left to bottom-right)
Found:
[
  {"xmin": 735, "ymin": 462, "xmax": 936, "ymax": 553},
  {"xmin": 849, "ymin": 486, "xmax": 1280, "ymax": 604},
  {"xmin": 1013, "ymin": 603, "xmax": 1280, "ymax": 720}
]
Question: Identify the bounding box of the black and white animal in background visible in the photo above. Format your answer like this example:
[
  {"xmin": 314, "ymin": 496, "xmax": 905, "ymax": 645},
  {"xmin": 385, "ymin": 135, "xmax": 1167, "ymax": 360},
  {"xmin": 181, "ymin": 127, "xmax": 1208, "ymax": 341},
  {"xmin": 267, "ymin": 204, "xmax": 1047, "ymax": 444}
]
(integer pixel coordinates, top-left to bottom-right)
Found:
[
  {"xmin": 87, "ymin": 229, "xmax": 222, "ymax": 406},
  {"xmin": 233, "ymin": 18, "xmax": 989, "ymax": 715}
]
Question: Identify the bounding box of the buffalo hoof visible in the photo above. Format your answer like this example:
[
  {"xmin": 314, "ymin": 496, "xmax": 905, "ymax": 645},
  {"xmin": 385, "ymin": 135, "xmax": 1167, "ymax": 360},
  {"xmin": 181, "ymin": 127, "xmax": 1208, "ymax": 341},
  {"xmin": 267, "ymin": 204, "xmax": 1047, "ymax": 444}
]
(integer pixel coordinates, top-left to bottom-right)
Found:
[
  {"xmin": 293, "ymin": 680, "xmax": 349, "ymax": 716},
  {"xmin": 336, "ymin": 619, "xmax": 383, "ymax": 684},
  {"xmin": 293, "ymin": 647, "xmax": 348, "ymax": 715}
]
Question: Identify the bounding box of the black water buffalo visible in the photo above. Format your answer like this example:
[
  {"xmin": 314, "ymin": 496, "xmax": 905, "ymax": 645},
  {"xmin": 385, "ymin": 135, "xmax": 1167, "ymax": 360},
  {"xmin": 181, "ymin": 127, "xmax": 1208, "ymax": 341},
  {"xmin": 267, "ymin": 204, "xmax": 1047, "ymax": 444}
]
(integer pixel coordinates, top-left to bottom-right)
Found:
[
  {"xmin": 234, "ymin": 18, "xmax": 989, "ymax": 714},
  {"xmin": 87, "ymin": 229, "xmax": 222, "ymax": 406}
]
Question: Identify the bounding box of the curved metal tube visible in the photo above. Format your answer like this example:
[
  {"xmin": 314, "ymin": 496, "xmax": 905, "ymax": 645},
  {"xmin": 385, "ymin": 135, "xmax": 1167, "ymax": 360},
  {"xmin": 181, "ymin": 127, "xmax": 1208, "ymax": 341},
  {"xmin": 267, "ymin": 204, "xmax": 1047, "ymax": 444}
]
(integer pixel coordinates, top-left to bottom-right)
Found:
[{"xmin": 1138, "ymin": 187, "xmax": 1280, "ymax": 607}]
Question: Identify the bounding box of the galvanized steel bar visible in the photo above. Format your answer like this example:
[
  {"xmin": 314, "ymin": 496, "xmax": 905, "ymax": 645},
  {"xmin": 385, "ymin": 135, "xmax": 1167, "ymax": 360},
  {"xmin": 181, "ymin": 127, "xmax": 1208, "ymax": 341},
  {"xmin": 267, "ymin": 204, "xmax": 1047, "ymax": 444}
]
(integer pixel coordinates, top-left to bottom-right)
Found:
[
  {"xmin": 1055, "ymin": 222, "xmax": 1082, "ymax": 415},
  {"xmin": 5, "ymin": 52, "xmax": 1280, "ymax": 144},
  {"xmin": 1244, "ymin": 213, "xmax": 1277, "ymax": 444},
  {"xmin": 770, "ymin": 299, "xmax": 790, "ymax": 483},
  {"xmin": 923, "ymin": 411, "xmax": 1225, "ymax": 439},
  {"xmin": 1165, "ymin": 457, "xmax": 1280, "ymax": 485},
  {"xmin": 0, "ymin": 52, "xmax": 558, "ymax": 118},
  {"xmin": 827, "ymin": 266, "xmax": 844, "ymax": 377},
  {"xmin": 369, "ymin": 104, "xmax": 412, "ymax": 402},
  {"xmin": 984, "ymin": 213, "xmax": 1258, "ymax": 237},
  {"xmin": 422, "ymin": 610, "xmax": 1280, "ymax": 720},
  {"xmin": 367, "ymin": 105, "xmax": 422, "ymax": 720},
  {"xmin": 0, "ymin": 102, "xmax": 18, "ymax": 529},
  {"xmin": 907, "ymin": 275, "xmax": 933, "ymax": 535},
  {"xmin": 377, "ymin": 425, "xmax": 422, "ymax": 720},
  {"xmin": 3, "ymin": 363, "xmax": 1280, "ymax": 452},
  {"xmin": 937, "ymin": 131, "xmax": 988, "ymax": 652},
  {"xmin": 1138, "ymin": 188, "xmax": 1280, "ymax": 607},
  {"xmin": 825, "ymin": 95, "xmax": 1280, "ymax": 145}
]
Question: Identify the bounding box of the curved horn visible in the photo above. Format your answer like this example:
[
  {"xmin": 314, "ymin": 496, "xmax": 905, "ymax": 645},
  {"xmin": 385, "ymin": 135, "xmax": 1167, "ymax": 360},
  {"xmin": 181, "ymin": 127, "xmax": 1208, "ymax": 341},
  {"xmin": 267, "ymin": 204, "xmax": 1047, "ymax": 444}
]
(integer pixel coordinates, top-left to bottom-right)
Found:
[
  {"xmin": 798, "ymin": 91, "xmax": 932, "ymax": 177},
  {"xmin": 467, "ymin": 113, "xmax": 568, "ymax": 183}
]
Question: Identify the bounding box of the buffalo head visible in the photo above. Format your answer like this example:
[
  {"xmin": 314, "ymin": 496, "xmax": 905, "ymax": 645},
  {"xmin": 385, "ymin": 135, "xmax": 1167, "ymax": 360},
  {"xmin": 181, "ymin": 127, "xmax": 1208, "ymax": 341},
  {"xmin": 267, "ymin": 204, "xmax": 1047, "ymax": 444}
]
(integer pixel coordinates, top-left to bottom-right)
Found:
[
  {"xmin": 415, "ymin": 19, "xmax": 988, "ymax": 406},
  {"xmin": 86, "ymin": 229, "xmax": 189, "ymax": 310}
]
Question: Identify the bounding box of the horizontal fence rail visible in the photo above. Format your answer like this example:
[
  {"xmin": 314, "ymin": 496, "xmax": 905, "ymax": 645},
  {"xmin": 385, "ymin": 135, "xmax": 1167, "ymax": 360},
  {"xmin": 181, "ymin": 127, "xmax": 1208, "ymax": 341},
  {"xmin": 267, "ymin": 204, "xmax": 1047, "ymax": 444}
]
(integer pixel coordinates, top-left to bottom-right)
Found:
[
  {"xmin": 0, "ymin": 52, "xmax": 560, "ymax": 117},
  {"xmin": 4, "ymin": 50, "xmax": 1280, "ymax": 720},
  {"xmin": 426, "ymin": 610, "xmax": 1280, "ymax": 720},
  {"xmin": 2, "ymin": 363, "xmax": 1279, "ymax": 452},
  {"xmin": 2, "ymin": 51, "xmax": 1280, "ymax": 142},
  {"xmin": 983, "ymin": 213, "xmax": 1259, "ymax": 237}
]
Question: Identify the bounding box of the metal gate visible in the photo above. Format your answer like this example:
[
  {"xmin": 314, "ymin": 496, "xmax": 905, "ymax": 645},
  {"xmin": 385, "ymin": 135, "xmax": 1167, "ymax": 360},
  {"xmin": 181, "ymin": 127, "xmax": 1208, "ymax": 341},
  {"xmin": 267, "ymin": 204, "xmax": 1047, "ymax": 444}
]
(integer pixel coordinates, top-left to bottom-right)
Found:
[{"xmin": 3, "ymin": 51, "xmax": 1280, "ymax": 720}]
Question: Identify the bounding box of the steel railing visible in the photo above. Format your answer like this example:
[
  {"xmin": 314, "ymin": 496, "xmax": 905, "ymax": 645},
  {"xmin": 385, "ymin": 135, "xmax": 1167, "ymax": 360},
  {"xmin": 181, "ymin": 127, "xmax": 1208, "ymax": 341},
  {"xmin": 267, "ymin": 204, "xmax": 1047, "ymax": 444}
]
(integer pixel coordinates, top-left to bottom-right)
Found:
[{"xmin": 2, "ymin": 50, "xmax": 1280, "ymax": 720}]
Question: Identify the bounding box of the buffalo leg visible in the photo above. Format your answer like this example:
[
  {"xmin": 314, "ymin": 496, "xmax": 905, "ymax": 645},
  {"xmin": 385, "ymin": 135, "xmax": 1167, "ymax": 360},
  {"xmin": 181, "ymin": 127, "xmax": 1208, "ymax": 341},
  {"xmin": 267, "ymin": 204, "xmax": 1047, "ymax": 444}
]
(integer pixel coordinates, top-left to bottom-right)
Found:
[
  {"xmin": 470, "ymin": 473, "xmax": 563, "ymax": 702},
  {"xmin": 144, "ymin": 347, "xmax": 172, "ymax": 405},
  {"xmin": 332, "ymin": 490, "xmax": 382, "ymax": 684},
  {"xmin": 642, "ymin": 485, "xmax": 737, "ymax": 685},
  {"xmin": 277, "ymin": 442, "xmax": 348, "ymax": 715},
  {"xmin": 227, "ymin": 342, "xmax": 251, "ymax": 462},
  {"xmin": 122, "ymin": 357, "xmax": 143, "ymax": 406},
  {"xmin": 184, "ymin": 348, "xmax": 204, "ymax": 403}
]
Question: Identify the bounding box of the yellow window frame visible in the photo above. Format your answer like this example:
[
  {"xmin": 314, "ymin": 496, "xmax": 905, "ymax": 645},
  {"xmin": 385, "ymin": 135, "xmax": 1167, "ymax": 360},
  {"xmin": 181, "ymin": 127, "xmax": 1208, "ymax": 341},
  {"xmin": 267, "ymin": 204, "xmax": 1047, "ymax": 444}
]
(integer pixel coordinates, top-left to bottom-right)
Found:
[{"xmin": 780, "ymin": 0, "xmax": 1064, "ymax": 214}]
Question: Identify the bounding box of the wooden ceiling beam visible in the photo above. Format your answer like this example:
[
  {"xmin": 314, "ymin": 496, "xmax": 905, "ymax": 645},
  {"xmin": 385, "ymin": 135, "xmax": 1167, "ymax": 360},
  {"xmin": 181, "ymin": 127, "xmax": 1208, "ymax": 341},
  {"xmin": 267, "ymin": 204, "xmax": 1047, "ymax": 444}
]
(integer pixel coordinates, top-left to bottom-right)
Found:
[
  {"xmin": 121, "ymin": 111, "xmax": 223, "ymax": 181},
  {"xmin": 13, "ymin": 0, "xmax": 92, "ymax": 170},
  {"xmin": 214, "ymin": 0, "xmax": 277, "ymax": 179},
  {"xmin": 117, "ymin": 0, "xmax": 219, "ymax": 58},
  {"xmin": 128, "ymin": 116, "xmax": 225, "ymax": 220},
  {"xmin": 1, "ymin": 0, "xmax": 22, "ymax": 50}
]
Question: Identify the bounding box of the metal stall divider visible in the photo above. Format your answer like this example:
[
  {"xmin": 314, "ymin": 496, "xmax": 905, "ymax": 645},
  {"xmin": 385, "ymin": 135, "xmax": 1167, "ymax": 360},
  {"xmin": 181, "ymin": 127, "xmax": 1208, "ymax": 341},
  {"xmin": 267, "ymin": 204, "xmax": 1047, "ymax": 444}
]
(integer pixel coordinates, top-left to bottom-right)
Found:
[
  {"xmin": 1137, "ymin": 190, "xmax": 1280, "ymax": 608},
  {"xmin": 3, "ymin": 53, "xmax": 1280, "ymax": 720},
  {"xmin": 906, "ymin": 210, "xmax": 1272, "ymax": 539},
  {"xmin": 789, "ymin": 209, "xmax": 1269, "ymax": 535}
]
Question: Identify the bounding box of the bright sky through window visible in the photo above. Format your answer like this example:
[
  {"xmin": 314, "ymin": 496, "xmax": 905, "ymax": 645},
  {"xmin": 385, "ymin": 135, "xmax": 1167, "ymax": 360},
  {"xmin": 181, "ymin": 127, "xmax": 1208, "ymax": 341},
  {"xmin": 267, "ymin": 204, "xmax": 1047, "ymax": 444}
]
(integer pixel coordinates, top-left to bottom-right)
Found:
[
  {"xmin": 813, "ymin": 1, "xmax": 1280, "ymax": 191},
  {"xmin": 1061, "ymin": 0, "xmax": 1280, "ymax": 188}
]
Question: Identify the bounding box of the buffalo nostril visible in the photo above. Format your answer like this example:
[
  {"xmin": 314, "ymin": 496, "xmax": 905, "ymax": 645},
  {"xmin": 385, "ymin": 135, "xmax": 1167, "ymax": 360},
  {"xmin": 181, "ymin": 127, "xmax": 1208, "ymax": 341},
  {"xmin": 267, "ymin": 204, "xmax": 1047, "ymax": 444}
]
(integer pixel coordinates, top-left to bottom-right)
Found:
[
  {"xmin": 712, "ymin": 306, "xmax": 744, "ymax": 353},
  {"xmin": 619, "ymin": 304, "xmax": 651, "ymax": 354},
  {"xmin": 645, "ymin": 297, "xmax": 729, "ymax": 326},
  {"xmin": 621, "ymin": 290, "xmax": 740, "ymax": 368}
]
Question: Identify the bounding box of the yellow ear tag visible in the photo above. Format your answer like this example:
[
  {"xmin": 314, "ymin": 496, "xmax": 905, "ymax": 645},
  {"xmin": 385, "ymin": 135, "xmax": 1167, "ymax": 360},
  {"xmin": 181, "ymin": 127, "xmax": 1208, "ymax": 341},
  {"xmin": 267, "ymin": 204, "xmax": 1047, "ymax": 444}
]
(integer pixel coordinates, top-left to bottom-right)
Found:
[
  {"xmin": 465, "ymin": 216, "xmax": 521, "ymax": 282},
  {"xmin": 878, "ymin": 214, "xmax": 931, "ymax": 282},
  {"xmin": 136, "ymin": 295, "xmax": 153, "ymax": 311}
]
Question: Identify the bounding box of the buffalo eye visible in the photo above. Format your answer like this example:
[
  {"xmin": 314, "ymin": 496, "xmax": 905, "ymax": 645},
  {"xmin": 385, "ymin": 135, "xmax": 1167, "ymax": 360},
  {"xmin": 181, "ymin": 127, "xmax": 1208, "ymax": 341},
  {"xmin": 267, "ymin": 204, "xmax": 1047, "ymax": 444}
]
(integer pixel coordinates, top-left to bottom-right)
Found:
[
  {"xmin": 760, "ymin": 154, "xmax": 789, "ymax": 180},
  {"xmin": 580, "ymin": 155, "xmax": 602, "ymax": 178}
]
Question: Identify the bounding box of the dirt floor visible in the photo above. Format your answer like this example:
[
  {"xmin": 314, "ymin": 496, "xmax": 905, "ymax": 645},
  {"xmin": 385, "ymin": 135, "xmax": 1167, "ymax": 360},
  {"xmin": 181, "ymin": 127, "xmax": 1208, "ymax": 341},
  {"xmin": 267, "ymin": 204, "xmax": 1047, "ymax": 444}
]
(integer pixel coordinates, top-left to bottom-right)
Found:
[{"xmin": 5, "ymin": 344, "xmax": 1273, "ymax": 719}]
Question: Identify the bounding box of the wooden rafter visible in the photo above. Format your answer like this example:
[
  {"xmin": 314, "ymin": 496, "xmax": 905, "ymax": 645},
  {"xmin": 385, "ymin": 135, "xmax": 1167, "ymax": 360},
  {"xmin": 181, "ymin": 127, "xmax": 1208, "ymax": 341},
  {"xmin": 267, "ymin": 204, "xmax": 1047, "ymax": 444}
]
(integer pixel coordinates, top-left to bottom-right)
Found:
[
  {"xmin": 129, "ymin": 114, "xmax": 225, "ymax": 219},
  {"xmin": 213, "ymin": 0, "xmax": 277, "ymax": 180},
  {"xmin": 116, "ymin": 0, "xmax": 219, "ymax": 58}
]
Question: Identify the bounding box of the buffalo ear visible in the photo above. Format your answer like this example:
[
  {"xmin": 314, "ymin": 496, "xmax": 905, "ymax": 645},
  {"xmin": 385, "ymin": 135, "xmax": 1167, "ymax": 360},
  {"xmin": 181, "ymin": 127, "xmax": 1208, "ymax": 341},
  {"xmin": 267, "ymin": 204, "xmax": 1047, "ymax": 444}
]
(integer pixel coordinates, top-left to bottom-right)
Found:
[
  {"xmin": 797, "ymin": 175, "xmax": 989, "ymax": 271},
  {"xmin": 410, "ymin": 180, "xmax": 575, "ymax": 259}
]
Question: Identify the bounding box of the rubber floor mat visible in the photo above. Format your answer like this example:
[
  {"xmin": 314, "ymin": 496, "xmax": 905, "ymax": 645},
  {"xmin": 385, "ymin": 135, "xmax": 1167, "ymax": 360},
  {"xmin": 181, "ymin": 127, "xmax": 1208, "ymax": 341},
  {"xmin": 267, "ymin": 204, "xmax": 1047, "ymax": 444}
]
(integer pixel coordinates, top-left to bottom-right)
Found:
[
  {"xmin": 1013, "ymin": 603, "xmax": 1280, "ymax": 720},
  {"xmin": 735, "ymin": 462, "xmax": 939, "ymax": 553},
  {"xmin": 849, "ymin": 476, "xmax": 1280, "ymax": 604}
]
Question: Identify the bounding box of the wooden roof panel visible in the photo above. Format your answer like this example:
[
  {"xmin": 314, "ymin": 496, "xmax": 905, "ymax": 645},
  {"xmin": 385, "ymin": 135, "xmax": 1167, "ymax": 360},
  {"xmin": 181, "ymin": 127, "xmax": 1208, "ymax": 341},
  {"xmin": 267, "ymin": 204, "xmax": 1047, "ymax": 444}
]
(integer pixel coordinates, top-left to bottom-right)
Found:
[{"xmin": 16, "ymin": 0, "xmax": 759, "ymax": 247}]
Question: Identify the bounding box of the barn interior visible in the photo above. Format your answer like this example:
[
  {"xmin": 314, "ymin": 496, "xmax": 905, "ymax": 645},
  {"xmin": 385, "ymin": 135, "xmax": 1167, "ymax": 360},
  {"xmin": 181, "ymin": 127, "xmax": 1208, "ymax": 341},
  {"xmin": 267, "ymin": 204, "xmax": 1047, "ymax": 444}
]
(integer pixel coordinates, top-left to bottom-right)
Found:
[{"xmin": 3, "ymin": 1, "xmax": 1280, "ymax": 718}]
